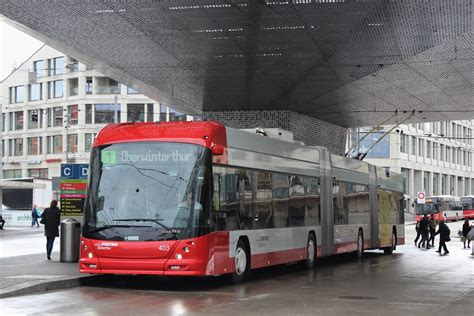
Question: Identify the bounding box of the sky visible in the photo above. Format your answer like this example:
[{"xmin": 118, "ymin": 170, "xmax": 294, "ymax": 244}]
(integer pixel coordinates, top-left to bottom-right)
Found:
[{"xmin": 0, "ymin": 19, "xmax": 43, "ymax": 82}]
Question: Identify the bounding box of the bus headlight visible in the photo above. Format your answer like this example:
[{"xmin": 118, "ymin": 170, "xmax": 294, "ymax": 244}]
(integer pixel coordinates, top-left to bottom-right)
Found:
[
  {"xmin": 175, "ymin": 253, "xmax": 183, "ymax": 260},
  {"xmin": 88, "ymin": 252, "xmax": 94, "ymax": 259},
  {"xmin": 183, "ymin": 246, "xmax": 190, "ymax": 253}
]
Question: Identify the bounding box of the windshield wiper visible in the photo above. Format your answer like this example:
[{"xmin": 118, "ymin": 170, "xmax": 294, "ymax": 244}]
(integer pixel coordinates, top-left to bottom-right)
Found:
[
  {"xmin": 88, "ymin": 224, "xmax": 134, "ymax": 233},
  {"xmin": 113, "ymin": 218, "xmax": 172, "ymax": 231}
]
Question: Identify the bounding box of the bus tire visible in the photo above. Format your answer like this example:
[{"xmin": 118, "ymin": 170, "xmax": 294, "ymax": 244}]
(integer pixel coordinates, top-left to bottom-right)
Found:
[
  {"xmin": 384, "ymin": 229, "xmax": 397, "ymax": 254},
  {"xmin": 356, "ymin": 229, "xmax": 364, "ymax": 259},
  {"xmin": 304, "ymin": 233, "xmax": 316, "ymax": 270},
  {"xmin": 232, "ymin": 239, "xmax": 249, "ymax": 284}
]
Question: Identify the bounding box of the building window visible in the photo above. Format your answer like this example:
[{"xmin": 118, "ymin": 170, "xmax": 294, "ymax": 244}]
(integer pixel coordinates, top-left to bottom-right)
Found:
[
  {"xmin": 440, "ymin": 144, "xmax": 445, "ymax": 161},
  {"xmin": 159, "ymin": 105, "xmax": 167, "ymax": 121},
  {"xmin": 14, "ymin": 138, "xmax": 23, "ymax": 156},
  {"xmin": 67, "ymin": 104, "xmax": 79, "ymax": 125},
  {"xmin": 85, "ymin": 133, "xmax": 95, "ymax": 152},
  {"xmin": 418, "ymin": 139, "xmax": 424, "ymax": 156},
  {"xmin": 94, "ymin": 104, "xmax": 120, "ymax": 124},
  {"xmin": 411, "ymin": 136, "xmax": 416, "ymax": 155},
  {"xmin": 49, "ymin": 80, "xmax": 64, "ymax": 98},
  {"xmin": 3, "ymin": 169, "xmax": 22, "ymax": 179},
  {"xmin": 9, "ymin": 112, "xmax": 13, "ymax": 130},
  {"xmin": 169, "ymin": 109, "xmax": 187, "ymax": 121},
  {"xmin": 85, "ymin": 104, "xmax": 93, "ymax": 124},
  {"xmin": 9, "ymin": 86, "xmax": 24, "ymax": 103},
  {"xmin": 29, "ymin": 83, "xmax": 42, "ymax": 101},
  {"xmin": 28, "ymin": 110, "xmax": 40, "ymax": 129},
  {"xmin": 33, "ymin": 60, "xmax": 45, "ymax": 77},
  {"xmin": 127, "ymin": 86, "xmax": 138, "ymax": 94},
  {"xmin": 86, "ymin": 77, "xmax": 93, "ymax": 95},
  {"xmin": 67, "ymin": 134, "xmax": 78, "ymax": 153},
  {"xmin": 51, "ymin": 106, "xmax": 63, "ymax": 126},
  {"xmin": 48, "ymin": 56, "xmax": 64, "ymax": 75},
  {"xmin": 95, "ymin": 77, "xmax": 120, "ymax": 94},
  {"xmin": 426, "ymin": 141, "xmax": 431, "ymax": 158},
  {"xmin": 127, "ymin": 104, "xmax": 145, "ymax": 122},
  {"xmin": 400, "ymin": 135, "xmax": 407, "ymax": 153},
  {"xmin": 52, "ymin": 135, "xmax": 63, "ymax": 153},
  {"xmin": 2, "ymin": 113, "xmax": 5, "ymax": 132},
  {"xmin": 14, "ymin": 111, "xmax": 24, "ymax": 130},
  {"xmin": 146, "ymin": 104, "xmax": 154, "ymax": 122},
  {"xmin": 28, "ymin": 137, "xmax": 41, "ymax": 155},
  {"xmin": 28, "ymin": 168, "xmax": 48, "ymax": 179}
]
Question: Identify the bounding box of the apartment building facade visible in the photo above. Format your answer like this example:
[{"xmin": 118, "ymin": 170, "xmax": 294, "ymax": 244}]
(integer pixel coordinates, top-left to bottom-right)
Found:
[{"xmin": 1, "ymin": 45, "xmax": 193, "ymax": 180}]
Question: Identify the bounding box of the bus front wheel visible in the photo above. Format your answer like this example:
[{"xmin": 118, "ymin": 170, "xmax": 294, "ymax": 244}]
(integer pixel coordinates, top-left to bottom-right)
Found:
[{"xmin": 232, "ymin": 239, "xmax": 249, "ymax": 284}]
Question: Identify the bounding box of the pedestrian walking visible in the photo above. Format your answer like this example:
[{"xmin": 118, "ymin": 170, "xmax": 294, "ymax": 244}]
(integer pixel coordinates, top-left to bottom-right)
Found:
[
  {"xmin": 428, "ymin": 214, "xmax": 437, "ymax": 247},
  {"xmin": 41, "ymin": 200, "xmax": 61, "ymax": 260},
  {"xmin": 31, "ymin": 204, "xmax": 40, "ymax": 228},
  {"xmin": 467, "ymin": 226, "xmax": 474, "ymax": 256},
  {"xmin": 461, "ymin": 220, "xmax": 471, "ymax": 249},
  {"xmin": 435, "ymin": 219, "xmax": 450, "ymax": 255},
  {"xmin": 0, "ymin": 214, "xmax": 5, "ymax": 229},
  {"xmin": 414, "ymin": 220, "xmax": 421, "ymax": 246},
  {"xmin": 418, "ymin": 215, "xmax": 431, "ymax": 249}
]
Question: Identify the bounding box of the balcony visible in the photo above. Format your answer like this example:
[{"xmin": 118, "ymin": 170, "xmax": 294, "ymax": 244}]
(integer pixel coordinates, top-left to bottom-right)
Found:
[{"xmin": 95, "ymin": 86, "xmax": 121, "ymax": 95}]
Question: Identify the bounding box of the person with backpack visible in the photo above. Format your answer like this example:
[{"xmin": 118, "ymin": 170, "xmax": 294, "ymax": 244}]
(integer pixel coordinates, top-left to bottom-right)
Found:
[
  {"xmin": 428, "ymin": 214, "xmax": 437, "ymax": 247},
  {"xmin": 435, "ymin": 219, "xmax": 450, "ymax": 255}
]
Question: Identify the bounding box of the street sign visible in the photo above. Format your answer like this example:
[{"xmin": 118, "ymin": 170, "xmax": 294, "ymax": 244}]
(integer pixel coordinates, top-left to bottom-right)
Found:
[{"xmin": 417, "ymin": 191, "xmax": 426, "ymax": 204}]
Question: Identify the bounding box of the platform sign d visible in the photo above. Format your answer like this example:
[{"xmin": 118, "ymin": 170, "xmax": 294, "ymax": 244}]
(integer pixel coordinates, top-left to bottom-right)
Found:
[{"xmin": 417, "ymin": 191, "xmax": 426, "ymax": 204}]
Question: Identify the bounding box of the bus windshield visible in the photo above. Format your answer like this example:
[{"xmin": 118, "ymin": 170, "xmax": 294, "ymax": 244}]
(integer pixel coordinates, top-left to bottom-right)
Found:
[
  {"xmin": 416, "ymin": 203, "xmax": 439, "ymax": 215},
  {"xmin": 83, "ymin": 142, "xmax": 210, "ymax": 241}
]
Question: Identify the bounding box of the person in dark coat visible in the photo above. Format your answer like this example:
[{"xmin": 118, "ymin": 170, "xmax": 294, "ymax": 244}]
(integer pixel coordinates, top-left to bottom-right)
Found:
[
  {"xmin": 462, "ymin": 220, "xmax": 471, "ymax": 249},
  {"xmin": 414, "ymin": 221, "xmax": 421, "ymax": 246},
  {"xmin": 0, "ymin": 215, "xmax": 5, "ymax": 229},
  {"xmin": 418, "ymin": 215, "xmax": 431, "ymax": 249},
  {"xmin": 428, "ymin": 214, "xmax": 437, "ymax": 247},
  {"xmin": 41, "ymin": 200, "xmax": 61, "ymax": 260},
  {"xmin": 435, "ymin": 219, "xmax": 450, "ymax": 255}
]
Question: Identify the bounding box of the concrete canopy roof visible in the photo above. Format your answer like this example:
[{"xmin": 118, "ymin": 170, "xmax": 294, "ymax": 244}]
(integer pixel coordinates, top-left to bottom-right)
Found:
[{"xmin": 1, "ymin": 0, "xmax": 474, "ymax": 127}]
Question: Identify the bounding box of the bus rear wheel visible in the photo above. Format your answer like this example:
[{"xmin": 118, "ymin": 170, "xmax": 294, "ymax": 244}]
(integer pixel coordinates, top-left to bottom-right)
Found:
[
  {"xmin": 232, "ymin": 239, "xmax": 249, "ymax": 284},
  {"xmin": 304, "ymin": 233, "xmax": 316, "ymax": 269},
  {"xmin": 383, "ymin": 230, "xmax": 397, "ymax": 254}
]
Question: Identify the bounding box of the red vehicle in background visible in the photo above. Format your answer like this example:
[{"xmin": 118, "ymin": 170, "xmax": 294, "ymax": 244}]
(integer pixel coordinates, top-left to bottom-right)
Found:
[
  {"xmin": 415, "ymin": 195, "xmax": 463, "ymax": 222},
  {"xmin": 460, "ymin": 196, "xmax": 474, "ymax": 219}
]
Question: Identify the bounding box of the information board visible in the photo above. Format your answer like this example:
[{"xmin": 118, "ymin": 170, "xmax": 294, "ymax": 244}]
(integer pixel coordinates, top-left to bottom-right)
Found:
[{"xmin": 60, "ymin": 164, "xmax": 88, "ymax": 216}]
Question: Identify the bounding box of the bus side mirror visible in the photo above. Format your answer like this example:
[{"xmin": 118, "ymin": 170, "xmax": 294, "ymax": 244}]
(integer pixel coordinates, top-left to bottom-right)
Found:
[{"xmin": 212, "ymin": 145, "xmax": 224, "ymax": 155}]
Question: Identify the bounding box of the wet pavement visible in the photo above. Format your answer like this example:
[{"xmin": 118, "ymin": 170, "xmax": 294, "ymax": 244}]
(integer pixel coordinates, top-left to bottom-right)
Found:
[{"xmin": 0, "ymin": 222, "xmax": 473, "ymax": 315}]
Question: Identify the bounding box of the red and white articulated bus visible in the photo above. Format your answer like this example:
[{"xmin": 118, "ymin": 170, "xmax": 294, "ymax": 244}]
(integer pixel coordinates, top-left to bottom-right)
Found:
[
  {"xmin": 460, "ymin": 196, "xmax": 474, "ymax": 219},
  {"xmin": 79, "ymin": 121, "xmax": 404, "ymax": 282},
  {"xmin": 415, "ymin": 195, "xmax": 463, "ymax": 222}
]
